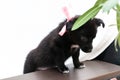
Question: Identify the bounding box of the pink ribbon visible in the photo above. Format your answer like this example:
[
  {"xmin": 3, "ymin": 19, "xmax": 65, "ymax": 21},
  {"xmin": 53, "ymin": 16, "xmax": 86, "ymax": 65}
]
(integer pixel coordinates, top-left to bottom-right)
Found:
[
  {"xmin": 62, "ymin": 7, "xmax": 72, "ymax": 21},
  {"xmin": 58, "ymin": 6, "xmax": 73, "ymax": 36}
]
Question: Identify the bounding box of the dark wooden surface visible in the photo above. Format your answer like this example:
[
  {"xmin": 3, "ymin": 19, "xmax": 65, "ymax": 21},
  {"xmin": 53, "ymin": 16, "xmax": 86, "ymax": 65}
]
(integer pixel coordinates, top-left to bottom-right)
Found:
[{"xmin": 2, "ymin": 60, "xmax": 120, "ymax": 80}]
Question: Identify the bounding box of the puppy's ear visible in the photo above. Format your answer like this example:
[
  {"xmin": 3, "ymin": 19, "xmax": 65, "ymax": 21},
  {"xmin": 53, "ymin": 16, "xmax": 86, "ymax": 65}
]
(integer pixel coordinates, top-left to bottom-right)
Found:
[{"xmin": 93, "ymin": 18, "xmax": 105, "ymax": 28}]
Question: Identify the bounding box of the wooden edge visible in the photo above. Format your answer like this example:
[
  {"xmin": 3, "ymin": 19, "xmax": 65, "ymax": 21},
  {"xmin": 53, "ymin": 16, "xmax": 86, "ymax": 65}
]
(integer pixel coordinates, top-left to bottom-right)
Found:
[{"xmin": 90, "ymin": 71, "xmax": 120, "ymax": 80}]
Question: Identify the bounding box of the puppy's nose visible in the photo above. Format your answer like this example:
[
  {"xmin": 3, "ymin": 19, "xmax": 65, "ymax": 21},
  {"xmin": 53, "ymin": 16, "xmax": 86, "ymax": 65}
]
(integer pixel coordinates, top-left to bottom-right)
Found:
[{"xmin": 87, "ymin": 49, "xmax": 92, "ymax": 52}]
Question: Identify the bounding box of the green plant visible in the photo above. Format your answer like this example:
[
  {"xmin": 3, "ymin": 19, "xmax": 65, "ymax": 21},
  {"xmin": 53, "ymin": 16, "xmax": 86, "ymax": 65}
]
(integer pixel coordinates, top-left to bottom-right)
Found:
[{"xmin": 72, "ymin": 0, "xmax": 120, "ymax": 49}]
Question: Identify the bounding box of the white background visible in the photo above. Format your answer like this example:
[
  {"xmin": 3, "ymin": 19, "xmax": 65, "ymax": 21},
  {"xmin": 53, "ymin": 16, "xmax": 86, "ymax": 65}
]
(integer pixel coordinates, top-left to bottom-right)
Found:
[{"xmin": 0, "ymin": 0, "xmax": 117, "ymax": 79}]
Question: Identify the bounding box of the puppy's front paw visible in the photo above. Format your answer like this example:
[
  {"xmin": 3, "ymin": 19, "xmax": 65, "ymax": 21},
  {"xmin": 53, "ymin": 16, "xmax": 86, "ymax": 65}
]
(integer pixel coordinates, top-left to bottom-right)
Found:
[
  {"xmin": 74, "ymin": 62, "xmax": 86, "ymax": 69},
  {"xmin": 79, "ymin": 63, "xmax": 85, "ymax": 68},
  {"xmin": 57, "ymin": 66, "xmax": 69, "ymax": 74},
  {"xmin": 62, "ymin": 70, "xmax": 70, "ymax": 74}
]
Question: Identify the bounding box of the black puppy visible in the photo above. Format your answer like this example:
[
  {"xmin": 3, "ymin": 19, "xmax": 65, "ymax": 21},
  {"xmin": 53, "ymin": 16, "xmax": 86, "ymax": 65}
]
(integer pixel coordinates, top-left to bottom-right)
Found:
[{"xmin": 23, "ymin": 15, "xmax": 105, "ymax": 74}]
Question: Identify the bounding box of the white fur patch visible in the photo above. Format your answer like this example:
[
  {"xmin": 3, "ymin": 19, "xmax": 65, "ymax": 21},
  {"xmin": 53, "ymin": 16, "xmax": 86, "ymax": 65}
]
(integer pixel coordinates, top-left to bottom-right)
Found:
[
  {"xmin": 63, "ymin": 70, "xmax": 70, "ymax": 74},
  {"xmin": 70, "ymin": 44, "xmax": 80, "ymax": 52},
  {"xmin": 37, "ymin": 67, "xmax": 51, "ymax": 70},
  {"xmin": 37, "ymin": 66, "xmax": 57, "ymax": 71},
  {"xmin": 71, "ymin": 44, "xmax": 79, "ymax": 49},
  {"xmin": 79, "ymin": 64, "xmax": 86, "ymax": 68}
]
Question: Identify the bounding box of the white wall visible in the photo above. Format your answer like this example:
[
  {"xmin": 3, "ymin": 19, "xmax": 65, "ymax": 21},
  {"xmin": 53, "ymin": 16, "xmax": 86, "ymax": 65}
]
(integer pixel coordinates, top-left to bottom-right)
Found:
[{"xmin": 0, "ymin": 0, "xmax": 116, "ymax": 79}]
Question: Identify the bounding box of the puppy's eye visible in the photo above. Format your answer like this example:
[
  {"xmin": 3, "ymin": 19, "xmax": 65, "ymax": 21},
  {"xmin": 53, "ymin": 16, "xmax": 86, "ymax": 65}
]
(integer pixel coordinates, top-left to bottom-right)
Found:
[{"xmin": 80, "ymin": 36, "xmax": 88, "ymax": 42}]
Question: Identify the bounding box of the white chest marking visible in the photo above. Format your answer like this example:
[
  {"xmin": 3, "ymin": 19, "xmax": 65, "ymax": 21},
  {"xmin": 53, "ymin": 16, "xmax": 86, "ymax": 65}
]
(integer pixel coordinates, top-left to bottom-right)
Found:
[
  {"xmin": 70, "ymin": 44, "xmax": 80, "ymax": 52},
  {"xmin": 71, "ymin": 44, "xmax": 79, "ymax": 49}
]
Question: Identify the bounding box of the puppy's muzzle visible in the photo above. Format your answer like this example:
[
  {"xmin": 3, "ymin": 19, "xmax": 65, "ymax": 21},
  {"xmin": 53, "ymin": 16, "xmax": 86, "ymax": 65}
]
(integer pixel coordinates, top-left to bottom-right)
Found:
[{"xmin": 81, "ymin": 46, "xmax": 93, "ymax": 53}]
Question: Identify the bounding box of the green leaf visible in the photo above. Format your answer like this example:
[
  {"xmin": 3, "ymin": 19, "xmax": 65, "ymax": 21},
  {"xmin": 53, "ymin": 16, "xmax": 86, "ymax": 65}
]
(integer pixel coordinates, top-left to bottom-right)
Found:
[
  {"xmin": 71, "ymin": 5, "xmax": 102, "ymax": 31},
  {"xmin": 116, "ymin": 4, "xmax": 120, "ymax": 31},
  {"xmin": 94, "ymin": 0, "xmax": 107, "ymax": 7},
  {"xmin": 114, "ymin": 32, "xmax": 120, "ymax": 51},
  {"xmin": 114, "ymin": 35, "xmax": 118, "ymax": 51},
  {"xmin": 102, "ymin": 0, "xmax": 119, "ymax": 13},
  {"xmin": 116, "ymin": 3, "xmax": 120, "ymax": 47},
  {"xmin": 118, "ymin": 32, "xmax": 120, "ymax": 47}
]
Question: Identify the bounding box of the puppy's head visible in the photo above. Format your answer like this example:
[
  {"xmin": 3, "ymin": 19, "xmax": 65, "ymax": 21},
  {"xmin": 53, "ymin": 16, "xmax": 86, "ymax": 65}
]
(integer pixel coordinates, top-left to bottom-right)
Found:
[{"xmin": 66, "ymin": 16, "xmax": 105, "ymax": 53}]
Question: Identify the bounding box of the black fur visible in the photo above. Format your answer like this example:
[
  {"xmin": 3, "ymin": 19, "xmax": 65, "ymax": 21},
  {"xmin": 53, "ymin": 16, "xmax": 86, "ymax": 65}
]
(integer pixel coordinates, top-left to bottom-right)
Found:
[{"xmin": 23, "ymin": 15, "xmax": 105, "ymax": 74}]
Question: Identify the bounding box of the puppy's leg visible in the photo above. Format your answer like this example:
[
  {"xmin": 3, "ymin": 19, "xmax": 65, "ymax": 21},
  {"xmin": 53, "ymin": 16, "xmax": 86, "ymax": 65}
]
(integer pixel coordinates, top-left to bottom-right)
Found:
[
  {"xmin": 57, "ymin": 64, "xmax": 69, "ymax": 74},
  {"xmin": 55, "ymin": 57, "xmax": 69, "ymax": 73},
  {"xmin": 71, "ymin": 48, "xmax": 85, "ymax": 68},
  {"xmin": 54, "ymin": 51, "xmax": 69, "ymax": 73}
]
